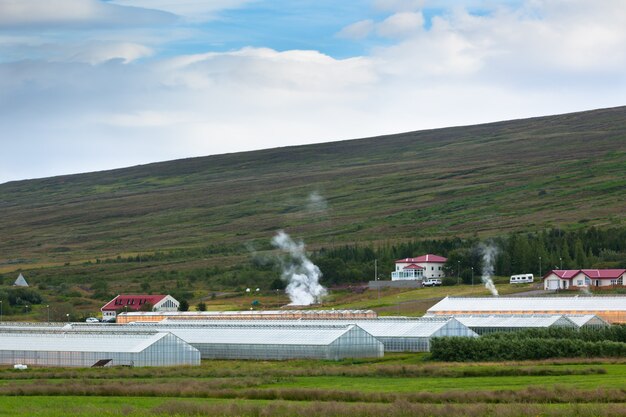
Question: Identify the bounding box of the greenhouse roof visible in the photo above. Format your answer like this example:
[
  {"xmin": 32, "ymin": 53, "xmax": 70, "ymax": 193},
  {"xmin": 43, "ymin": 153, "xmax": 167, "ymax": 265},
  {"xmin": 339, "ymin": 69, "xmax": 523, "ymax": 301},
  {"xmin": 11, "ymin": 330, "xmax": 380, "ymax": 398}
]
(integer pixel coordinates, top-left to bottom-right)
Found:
[
  {"xmin": 148, "ymin": 318, "xmax": 470, "ymax": 338},
  {"xmin": 565, "ymin": 315, "xmax": 610, "ymax": 327},
  {"xmin": 119, "ymin": 309, "xmax": 375, "ymax": 317},
  {"xmin": 165, "ymin": 325, "xmax": 360, "ymax": 345},
  {"xmin": 452, "ymin": 315, "xmax": 577, "ymax": 328},
  {"xmin": 428, "ymin": 296, "xmax": 626, "ymax": 312},
  {"xmin": 0, "ymin": 331, "xmax": 172, "ymax": 353},
  {"xmin": 72, "ymin": 322, "xmax": 365, "ymax": 345}
]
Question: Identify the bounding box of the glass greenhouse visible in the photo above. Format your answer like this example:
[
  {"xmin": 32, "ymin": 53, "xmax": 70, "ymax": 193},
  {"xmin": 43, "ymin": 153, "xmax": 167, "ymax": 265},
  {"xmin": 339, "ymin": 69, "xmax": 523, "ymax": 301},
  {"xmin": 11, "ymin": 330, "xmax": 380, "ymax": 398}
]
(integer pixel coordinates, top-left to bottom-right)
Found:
[
  {"xmin": 132, "ymin": 317, "xmax": 477, "ymax": 353},
  {"xmin": 0, "ymin": 330, "xmax": 200, "ymax": 368},
  {"xmin": 80, "ymin": 322, "xmax": 384, "ymax": 360},
  {"xmin": 116, "ymin": 309, "xmax": 377, "ymax": 324},
  {"xmin": 171, "ymin": 323, "xmax": 382, "ymax": 360},
  {"xmin": 450, "ymin": 315, "xmax": 578, "ymax": 335},
  {"xmin": 426, "ymin": 296, "xmax": 626, "ymax": 324}
]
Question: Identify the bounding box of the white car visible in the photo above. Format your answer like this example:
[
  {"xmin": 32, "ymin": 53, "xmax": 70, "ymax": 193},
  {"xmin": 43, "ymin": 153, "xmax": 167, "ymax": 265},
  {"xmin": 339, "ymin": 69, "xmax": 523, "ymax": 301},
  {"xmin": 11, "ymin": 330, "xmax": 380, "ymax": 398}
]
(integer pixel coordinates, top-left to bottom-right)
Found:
[
  {"xmin": 423, "ymin": 279, "xmax": 442, "ymax": 287},
  {"xmin": 85, "ymin": 317, "xmax": 100, "ymax": 323}
]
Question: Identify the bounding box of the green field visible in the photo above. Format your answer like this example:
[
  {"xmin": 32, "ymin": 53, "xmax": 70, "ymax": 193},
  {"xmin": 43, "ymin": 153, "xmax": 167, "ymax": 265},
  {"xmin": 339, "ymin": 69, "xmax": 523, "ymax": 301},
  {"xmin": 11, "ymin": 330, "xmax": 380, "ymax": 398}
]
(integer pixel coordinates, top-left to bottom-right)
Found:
[{"xmin": 0, "ymin": 357, "xmax": 624, "ymax": 416}]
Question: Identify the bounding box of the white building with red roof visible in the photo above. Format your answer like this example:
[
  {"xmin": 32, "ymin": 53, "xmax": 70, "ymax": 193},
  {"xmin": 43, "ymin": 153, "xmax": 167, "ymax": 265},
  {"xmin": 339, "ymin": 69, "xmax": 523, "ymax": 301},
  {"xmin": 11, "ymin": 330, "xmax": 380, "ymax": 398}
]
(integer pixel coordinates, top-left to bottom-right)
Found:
[
  {"xmin": 392, "ymin": 254, "xmax": 448, "ymax": 281},
  {"xmin": 101, "ymin": 294, "xmax": 179, "ymax": 321},
  {"xmin": 542, "ymin": 269, "xmax": 625, "ymax": 290}
]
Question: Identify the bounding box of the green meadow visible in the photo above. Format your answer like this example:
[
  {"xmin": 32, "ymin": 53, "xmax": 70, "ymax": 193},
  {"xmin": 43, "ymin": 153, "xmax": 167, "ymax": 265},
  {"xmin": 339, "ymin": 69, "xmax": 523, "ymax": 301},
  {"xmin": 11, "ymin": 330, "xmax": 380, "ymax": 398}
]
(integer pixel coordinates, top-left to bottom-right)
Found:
[{"xmin": 0, "ymin": 357, "xmax": 624, "ymax": 416}]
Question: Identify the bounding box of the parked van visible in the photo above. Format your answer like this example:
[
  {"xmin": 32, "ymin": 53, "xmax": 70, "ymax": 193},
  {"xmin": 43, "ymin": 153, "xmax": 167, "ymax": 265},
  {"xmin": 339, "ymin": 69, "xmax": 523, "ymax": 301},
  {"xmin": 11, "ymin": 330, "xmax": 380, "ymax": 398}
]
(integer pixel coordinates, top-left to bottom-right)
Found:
[{"xmin": 510, "ymin": 274, "xmax": 534, "ymax": 284}]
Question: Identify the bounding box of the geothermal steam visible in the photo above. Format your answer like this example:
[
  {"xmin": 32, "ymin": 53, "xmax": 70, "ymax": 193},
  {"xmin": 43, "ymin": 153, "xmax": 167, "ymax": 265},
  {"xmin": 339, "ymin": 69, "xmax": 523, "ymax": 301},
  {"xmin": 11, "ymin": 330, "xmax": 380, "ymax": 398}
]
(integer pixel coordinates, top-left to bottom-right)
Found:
[
  {"xmin": 480, "ymin": 243, "xmax": 499, "ymax": 296},
  {"xmin": 272, "ymin": 231, "xmax": 327, "ymax": 305}
]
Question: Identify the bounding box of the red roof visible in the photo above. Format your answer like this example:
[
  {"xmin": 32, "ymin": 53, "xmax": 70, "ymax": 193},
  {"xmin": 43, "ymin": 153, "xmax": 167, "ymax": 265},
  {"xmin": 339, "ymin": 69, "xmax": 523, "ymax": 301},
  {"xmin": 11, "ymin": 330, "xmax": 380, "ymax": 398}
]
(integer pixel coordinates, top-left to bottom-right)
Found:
[
  {"xmin": 580, "ymin": 269, "xmax": 626, "ymax": 279},
  {"xmin": 403, "ymin": 264, "xmax": 425, "ymax": 270},
  {"xmin": 544, "ymin": 270, "xmax": 580, "ymax": 279},
  {"xmin": 542, "ymin": 269, "xmax": 626, "ymax": 280},
  {"xmin": 101, "ymin": 294, "xmax": 167, "ymax": 311},
  {"xmin": 396, "ymin": 254, "xmax": 448, "ymax": 263}
]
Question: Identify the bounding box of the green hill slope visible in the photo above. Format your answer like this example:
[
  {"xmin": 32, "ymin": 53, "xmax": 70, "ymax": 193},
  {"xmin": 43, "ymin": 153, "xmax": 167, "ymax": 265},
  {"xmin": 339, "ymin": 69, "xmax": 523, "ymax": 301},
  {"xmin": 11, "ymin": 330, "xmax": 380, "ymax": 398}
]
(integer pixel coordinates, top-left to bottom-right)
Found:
[{"xmin": 1, "ymin": 106, "xmax": 625, "ymax": 267}]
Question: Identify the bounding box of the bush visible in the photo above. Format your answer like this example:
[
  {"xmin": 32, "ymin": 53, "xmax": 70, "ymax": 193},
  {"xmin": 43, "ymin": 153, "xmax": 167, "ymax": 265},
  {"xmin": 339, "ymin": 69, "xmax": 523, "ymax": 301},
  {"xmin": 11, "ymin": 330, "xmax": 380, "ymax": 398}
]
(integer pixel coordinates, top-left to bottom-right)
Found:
[
  {"xmin": 430, "ymin": 335, "xmax": 626, "ymax": 361},
  {"xmin": 7, "ymin": 287, "xmax": 43, "ymax": 306}
]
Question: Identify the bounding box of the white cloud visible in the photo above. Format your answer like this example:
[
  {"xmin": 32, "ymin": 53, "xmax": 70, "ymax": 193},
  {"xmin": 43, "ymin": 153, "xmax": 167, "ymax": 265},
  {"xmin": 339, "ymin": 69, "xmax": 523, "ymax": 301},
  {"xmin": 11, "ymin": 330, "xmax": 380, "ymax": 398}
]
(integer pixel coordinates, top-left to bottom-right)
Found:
[
  {"xmin": 376, "ymin": 12, "xmax": 424, "ymax": 38},
  {"xmin": 0, "ymin": 0, "xmax": 175, "ymax": 28},
  {"xmin": 1, "ymin": 0, "xmax": 626, "ymax": 183},
  {"xmin": 65, "ymin": 42, "xmax": 153, "ymax": 64},
  {"xmin": 374, "ymin": 0, "xmax": 424, "ymax": 12},
  {"xmin": 337, "ymin": 19, "xmax": 375, "ymax": 40},
  {"xmin": 108, "ymin": 0, "xmax": 254, "ymax": 21}
]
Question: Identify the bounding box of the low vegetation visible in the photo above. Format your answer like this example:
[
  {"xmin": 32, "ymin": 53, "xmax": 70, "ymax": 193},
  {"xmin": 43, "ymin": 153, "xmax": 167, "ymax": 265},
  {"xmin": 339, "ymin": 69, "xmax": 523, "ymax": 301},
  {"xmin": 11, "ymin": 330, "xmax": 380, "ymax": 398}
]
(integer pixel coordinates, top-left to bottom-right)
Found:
[
  {"xmin": 431, "ymin": 326, "xmax": 626, "ymax": 361},
  {"xmin": 0, "ymin": 357, "xmax": 625, "ymax": 416}
]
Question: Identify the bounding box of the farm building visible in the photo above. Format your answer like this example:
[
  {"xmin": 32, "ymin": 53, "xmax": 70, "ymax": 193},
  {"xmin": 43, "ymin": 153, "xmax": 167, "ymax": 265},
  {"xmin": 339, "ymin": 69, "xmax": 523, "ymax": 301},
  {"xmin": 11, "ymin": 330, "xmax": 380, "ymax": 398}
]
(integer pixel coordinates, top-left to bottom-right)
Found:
[
  {"xmin": 0, "ymin": 329, "xmax": 200, "ymax": 368},
  {"xmin": 129, "ymin": 317, "xmax": 477, "ymax": 353},
  {"xmin": 392, "ymin": 254, "xmax": 447, "ymax": 280},
  {"xmin": 116, "ymin": 309, "xmax": 377, "ymax": 324},
  {"xmin": 101, "ymin": 294, "xmax": 179, "ymax": 321},
  {"xmin": 426, "ymin": 296, "xmax": 626, "ymax": 324},
  {"xmin": 449, "ymin": 315, "xmax": 578, "ymax": 335},
  {"xmin": 542, "ymin": 269, "xmax": 626, "ymax": 290}
]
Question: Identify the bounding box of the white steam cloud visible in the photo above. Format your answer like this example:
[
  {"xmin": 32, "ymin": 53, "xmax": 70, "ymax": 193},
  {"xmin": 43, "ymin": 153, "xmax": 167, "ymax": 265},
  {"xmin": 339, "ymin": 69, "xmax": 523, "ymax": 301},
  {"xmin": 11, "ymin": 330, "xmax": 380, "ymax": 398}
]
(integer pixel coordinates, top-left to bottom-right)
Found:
[
  {"xmin": 271, "ymin": 230, "xmax": 328, "ymax": 305},
  {"xmin": 480, "ymin": 243, "xmax": 499, "ymax": 296},
  {"xmin": 306, "ymin": 191, "xmax": 328, "ymax": 213}
]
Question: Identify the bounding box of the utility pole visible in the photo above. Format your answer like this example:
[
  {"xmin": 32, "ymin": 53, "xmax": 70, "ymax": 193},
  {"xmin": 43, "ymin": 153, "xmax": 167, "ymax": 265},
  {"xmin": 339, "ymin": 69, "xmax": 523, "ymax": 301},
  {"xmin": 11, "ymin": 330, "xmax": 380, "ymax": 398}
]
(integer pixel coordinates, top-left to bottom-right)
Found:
[
  {"xmin": 539, "ymin": 257, "xmax": 542, "ymax": 277},
  {"xmin": 375, "ymin": 259, "xmax": 380, "ymax": 300},
  {"xmin": 471, "ymin": 267, "xmax": 474, "ymax": 286},
  {"xmin": 374, "ymin": 259, "xmax": 377, "ymax": 281},
  {"xmin": 457, "ymin": 261, "xmax": 460, "ymax": 285}
]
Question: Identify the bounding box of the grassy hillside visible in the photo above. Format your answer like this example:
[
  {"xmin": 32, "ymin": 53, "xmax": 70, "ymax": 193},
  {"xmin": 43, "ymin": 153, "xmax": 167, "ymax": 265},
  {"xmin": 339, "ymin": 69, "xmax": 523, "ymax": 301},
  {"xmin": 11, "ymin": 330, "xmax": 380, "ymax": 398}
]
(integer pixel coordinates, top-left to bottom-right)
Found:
[
  {"xmin": 0, "ymin": 106, "xmax": 624, "ymax": 316},
  {"xmin": 1, "ymin": 106, "xmax": 624, "ymax": 267}
]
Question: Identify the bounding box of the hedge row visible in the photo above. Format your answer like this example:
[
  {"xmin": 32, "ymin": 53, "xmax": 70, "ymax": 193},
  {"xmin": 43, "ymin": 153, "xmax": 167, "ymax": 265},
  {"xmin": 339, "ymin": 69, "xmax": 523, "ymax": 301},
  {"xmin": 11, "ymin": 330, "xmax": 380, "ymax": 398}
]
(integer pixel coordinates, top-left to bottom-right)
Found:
[
  {"xmin": 483, "ymin": 326, "xmax": 626, "ymax": 343},
  {"xmin": 430, "ymin": 337, "xmax": 626, "ymax": 361}
]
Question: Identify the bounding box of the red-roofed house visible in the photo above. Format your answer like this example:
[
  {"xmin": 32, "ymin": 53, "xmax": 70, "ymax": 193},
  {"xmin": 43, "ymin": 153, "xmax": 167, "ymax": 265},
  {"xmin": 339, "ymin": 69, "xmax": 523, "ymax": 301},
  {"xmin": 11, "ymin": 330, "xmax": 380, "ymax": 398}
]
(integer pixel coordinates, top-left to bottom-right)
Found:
[
  {"xmin": 101, "ymin": 294, "xmax": 179, "ymax": 321},
  {"xmin": 542, "ymin": 269, "xmax": 625, "ymax": 290},
  {"xmin": 392, "ymin": 254, "xmax": 448, "ymax": 281}
]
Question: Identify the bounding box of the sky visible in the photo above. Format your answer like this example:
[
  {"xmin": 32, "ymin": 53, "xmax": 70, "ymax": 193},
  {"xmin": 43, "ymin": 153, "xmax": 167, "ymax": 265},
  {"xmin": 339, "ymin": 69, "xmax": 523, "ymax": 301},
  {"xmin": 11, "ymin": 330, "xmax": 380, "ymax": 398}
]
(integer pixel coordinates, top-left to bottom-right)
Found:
[{"xmin": 1, "ymin": 0, "xmax": 625, "ymax": 184}]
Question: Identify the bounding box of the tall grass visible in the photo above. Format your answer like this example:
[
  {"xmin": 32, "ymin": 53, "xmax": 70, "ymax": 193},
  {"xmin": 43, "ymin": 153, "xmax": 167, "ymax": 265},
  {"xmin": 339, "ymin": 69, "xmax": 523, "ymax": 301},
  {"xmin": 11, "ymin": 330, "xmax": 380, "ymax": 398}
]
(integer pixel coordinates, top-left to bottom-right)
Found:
[
  {"xmin": 152, "ymin": 400, "xmax": 626, "ymax": 417},
  {"xmin": 1, "ymin": 381, "xmax": 624, "ymax": 405}
]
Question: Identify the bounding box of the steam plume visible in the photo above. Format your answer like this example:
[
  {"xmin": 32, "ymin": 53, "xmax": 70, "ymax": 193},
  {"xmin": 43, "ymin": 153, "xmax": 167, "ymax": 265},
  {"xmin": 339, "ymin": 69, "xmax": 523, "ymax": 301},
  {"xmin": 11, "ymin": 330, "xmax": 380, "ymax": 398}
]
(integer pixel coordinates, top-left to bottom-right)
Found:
[
  {"xmin": 306, "ymin": 191, "xmax": 328, "ymax": 213},
  {"xmin": 272, "ymin": 230, "xmax": 327, "ymax": 305},
  {"xmin": 480, "ymin": 243, "xmax": 499, "ymax": 296}
]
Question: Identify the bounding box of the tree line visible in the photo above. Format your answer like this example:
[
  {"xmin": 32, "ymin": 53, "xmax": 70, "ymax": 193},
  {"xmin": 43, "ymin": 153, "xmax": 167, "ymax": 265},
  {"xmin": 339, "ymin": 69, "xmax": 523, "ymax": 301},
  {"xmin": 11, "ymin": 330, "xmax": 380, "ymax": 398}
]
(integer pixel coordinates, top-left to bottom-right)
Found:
[{"xmin": 312, "ymin": 226, "xmax": 626, "ymax": 285}]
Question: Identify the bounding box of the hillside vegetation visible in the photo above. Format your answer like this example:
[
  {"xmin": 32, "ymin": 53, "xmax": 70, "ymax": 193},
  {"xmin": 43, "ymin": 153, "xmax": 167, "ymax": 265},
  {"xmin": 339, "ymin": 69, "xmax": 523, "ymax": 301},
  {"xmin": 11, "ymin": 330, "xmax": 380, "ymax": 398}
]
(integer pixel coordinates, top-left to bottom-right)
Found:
[
  {"xmin": 0, "ymin": 107, "xmax": 624, "ymax": 315},
  {"xmin": 1, "ymin": 106, "xmax": 624, "ymax": 265}
]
